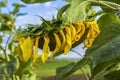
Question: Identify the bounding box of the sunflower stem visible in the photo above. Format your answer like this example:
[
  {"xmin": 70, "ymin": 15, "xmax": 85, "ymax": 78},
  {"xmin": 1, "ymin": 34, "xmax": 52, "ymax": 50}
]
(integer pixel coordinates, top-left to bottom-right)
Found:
[{"xmin": 89, "ymin": 0, "xmax": 120, "ymax": 12}]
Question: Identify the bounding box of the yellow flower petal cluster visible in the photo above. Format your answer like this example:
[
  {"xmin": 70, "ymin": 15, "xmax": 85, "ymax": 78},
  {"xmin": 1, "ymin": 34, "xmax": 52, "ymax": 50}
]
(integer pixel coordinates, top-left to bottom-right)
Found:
[
  {"xmin": 14, "ymin": 22, "xmax": 100, "ymax": 64},
  {"xmin": 15, "ymin": 36, "xmax": 40, "ymax": 65}
]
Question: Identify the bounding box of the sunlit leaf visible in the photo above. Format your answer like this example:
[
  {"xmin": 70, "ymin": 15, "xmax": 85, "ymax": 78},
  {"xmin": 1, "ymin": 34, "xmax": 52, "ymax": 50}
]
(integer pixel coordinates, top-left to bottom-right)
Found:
[
  {"xmin": 62, "ymin": 0, "xmax": 95, "ymax": 25},
  {"xmin": 57, "ymin": 4, "xmax": 70, "ymax": 20}
]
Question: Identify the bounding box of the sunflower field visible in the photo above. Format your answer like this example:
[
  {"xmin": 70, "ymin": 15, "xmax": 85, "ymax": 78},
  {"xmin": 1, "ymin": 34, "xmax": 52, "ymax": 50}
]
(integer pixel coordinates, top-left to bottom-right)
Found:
[{"xmin": 0, "ymin": 0, "xmax": 120, "ymax": 80}]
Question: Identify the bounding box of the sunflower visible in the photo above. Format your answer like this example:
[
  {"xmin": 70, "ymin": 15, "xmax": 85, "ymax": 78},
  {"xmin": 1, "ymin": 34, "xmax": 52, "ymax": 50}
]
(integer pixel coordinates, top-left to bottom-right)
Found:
[{"xmin": 13, "ymin": 2, "xmax": 100, "ymax": 64}]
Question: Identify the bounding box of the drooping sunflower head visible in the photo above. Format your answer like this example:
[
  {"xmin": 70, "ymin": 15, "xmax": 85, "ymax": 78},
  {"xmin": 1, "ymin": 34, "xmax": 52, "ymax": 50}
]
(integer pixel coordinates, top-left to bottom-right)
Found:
[{"xmin": 13, "ymin": 1, "xmax": 100, "ymax": 64}]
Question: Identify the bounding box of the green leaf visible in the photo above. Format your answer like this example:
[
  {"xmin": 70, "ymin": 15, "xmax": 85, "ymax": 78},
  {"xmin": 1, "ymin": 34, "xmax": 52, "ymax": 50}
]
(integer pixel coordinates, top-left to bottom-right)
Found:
[
  {"xmin": 12, "ymin": 4, "xmax": 25, "ymax": 15},
  {"xmin": 86, "ymin": 23, "xmax": 120, "ymax": 65},
  {"xmin": 0, "ymin": 36, "xmax": 2, "ymax": 43},
  {"xmin": 16, "ymin": 13, "xmax": 27, "ymax": 17},
  {"xmin": 84, "ymin": 23, "xmax": 120, "ymax": 79},
  {"xmin": 21, "ymin": 63, "xmax": 36, "ymax": 80},
  {"xmin": 0, "ymin": 24, "xmax": 12, "ymax": 31},
  {"xmin": 57, "ymin": 4, "xmax": 70, "ymax": 20},
  {"xmin": 105, "ymin": 70, "xmax": 120, "ymax": 80},
  {"xmin": 62, "ymin": 0, "xmax": 95, "ymax": 25},
  {"xmin": 21, "ymin": 0, "xmax": 54, "ymax": 4},
  {"xmin": 56, "ymin": 62, "xmax": 75, "ymax": 80},
  {"xmin": 56, "ymin": 58, "xmax": 89, "ymax": 79},
  {"xmin": 0, "ymin": 57, "xmax": 19, "ymax": 77},
  {"xmin": 0, "ymin": 0, "xmax": 6, "ymax": 7},
  {"xmin": 97, "ymin": 13, "xmax": 120, "ymax": 30},
  {"xmin": 90, "ymin": 57, "xmax": 120, "ymax": 80},
  {"xmin": 8, "ymin": 42, "xmax": 15, "ymax": 53}
]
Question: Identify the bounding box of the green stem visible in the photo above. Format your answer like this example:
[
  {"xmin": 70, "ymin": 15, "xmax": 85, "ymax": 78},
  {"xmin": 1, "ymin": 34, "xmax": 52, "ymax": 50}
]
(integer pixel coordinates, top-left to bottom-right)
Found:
[
  {"xmin": 89, "ymin": 0, "xmax": 120, "ymax": 12},
  {"xmin": 4, "ymin": 36, "xmax": 11, "ymax": 62},
  {"xmin": 80, "ymin": 68, "xmax": 89, "ymax": 80},
  {"xmin": 71, "ymin": 49, "xmax": 83, "ymax": 58}
]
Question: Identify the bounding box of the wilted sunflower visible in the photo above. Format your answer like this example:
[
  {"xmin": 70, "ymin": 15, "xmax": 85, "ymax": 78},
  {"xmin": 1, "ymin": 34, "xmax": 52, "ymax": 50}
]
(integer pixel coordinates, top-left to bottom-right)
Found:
[{"xmin": 13, "ymin": 2, "xmax": 100, "ymax": 64}]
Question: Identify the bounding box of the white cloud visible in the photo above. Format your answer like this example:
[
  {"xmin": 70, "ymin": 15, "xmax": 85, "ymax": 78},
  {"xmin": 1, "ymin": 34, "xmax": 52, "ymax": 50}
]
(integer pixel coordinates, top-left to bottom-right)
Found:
[
  {"xmin": 44, "ymin": 2, "xmax": 52, "ymax": 7},
  {"xmin": 26, "ymin": 3, "xmax": 41, "ymax": 8},
  {"xmin": 16, "ymin": 15, "xmax": 41, "ymax": 28}
]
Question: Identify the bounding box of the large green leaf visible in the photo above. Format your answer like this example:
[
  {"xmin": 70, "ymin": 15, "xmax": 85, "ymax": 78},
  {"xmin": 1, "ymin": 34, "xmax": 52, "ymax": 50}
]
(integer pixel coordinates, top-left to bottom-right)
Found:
[
  {"xmin": 90, "ymin": 57, "xmax": 120, "ymax": 80},
  {"xmin": 56, "ymin": 16, "xmax": 120, "ymax": 79},
  {"xmin": 56, "ymin": 58, "xmax": 89, "ymax": 80},
  {"xmin": 84, "ymin": 23, "xmax": 120, "ymax": 79},
  {"xmin": 21, "ymin": 0, "xmax": 54, "ymax": 4},
  {"xmin": 97, "ymin": 13, "xmax": 120, "ymax": 30},
  {"xmin": 62, "ymin": 0, "xmax": 95, "ymax": 25},
  {"xmin": 85, "ymin": 22, "xmax": 120, "ymax": 65}
]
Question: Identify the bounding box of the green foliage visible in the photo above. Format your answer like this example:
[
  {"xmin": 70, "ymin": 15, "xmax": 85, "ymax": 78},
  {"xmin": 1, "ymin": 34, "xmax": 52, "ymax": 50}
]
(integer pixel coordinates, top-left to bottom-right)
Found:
[
  {"xmin": 62, "ymin": 0, "xmax": 95, "ymax": 25},
  {"xmin": 104, "ymin": 0, "xmax": 120, "ymax": 5},
  {"xmin": 56, "ymin": 58, "xmax": 89, "ymax": 80},
  {"xmin": 57, "ymin": 4, "xmax": 70, "ymax": 20},
  {"xmin": 0, "ymin": 36, "xmax": 2, "ymax": 43},
  {"xmin": 56, "ymin": 1, "xmax": 120, "ymax": 79},
  {"xmin": 97, "ymin": 13, "xmax": 120, "ymax": 30},
  {"xmin": 105, "ymin": 70, "xmax": 120, "ymax": 80},
  {"xmin": 0, "ymin": 57, "xmax": 19, "ymax": 79},
  {"xmin": 12, "ymin": 4, "xmax": 25, "ymax": 15},
  {"xmin": 56, "ymin": 62, "xmax": 75, "ymax": 80},
  {"xmin": 0, "ymin": 0, "xmax": 6, "ymax": 7},
  {"xmin": 1, "ymin": 0, "xmax": 120, "ymax": 80}
]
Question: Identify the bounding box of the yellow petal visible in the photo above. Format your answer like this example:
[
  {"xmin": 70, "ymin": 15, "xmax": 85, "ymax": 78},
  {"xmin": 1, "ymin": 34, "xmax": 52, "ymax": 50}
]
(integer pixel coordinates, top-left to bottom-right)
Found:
[
  {"xmin": 64, "ymin": 27, "xmax": 72, "ymax": 55},
  {"xmin": 83, "ymin": 22, "xmax": 100, "ymax": 48},
  {"xmin": 69, "ymin": 24, "xmax": 77, "ymax": 43},
  {"xmin": 76, "ymin": 22, "xmax": 86, "ymax": 41},
  {"xmin": 50, "ymin": 33, "xmax": 61, "ymax": 59},
  {"xmin": 41, "ymin": 36, "xmax": 50, "ymax": 64},
  {"xmin": 76, "ymin": 22, "xmax": 82, "ymax": 34},
  {"xmin": 32, "ymin": 37, "xmax": 40, "ymax": 65},
  {"xmin": 20, "ymin": 37, "xmax": 33, "ymax": 62},
  {"xmin": 59, "ymin": 30, "xmax": 66, "ymax": 51}
]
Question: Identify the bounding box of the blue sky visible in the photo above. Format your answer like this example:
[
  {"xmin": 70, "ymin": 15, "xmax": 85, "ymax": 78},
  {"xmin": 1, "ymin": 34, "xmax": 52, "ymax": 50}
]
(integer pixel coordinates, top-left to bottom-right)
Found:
[
  {"xmin": 1, "ymin": 0, "xmax": 99, "ymax": 58},
  {"xmin": 3, "ymin": 0, "xmax": 68, "ymax": 27}
]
